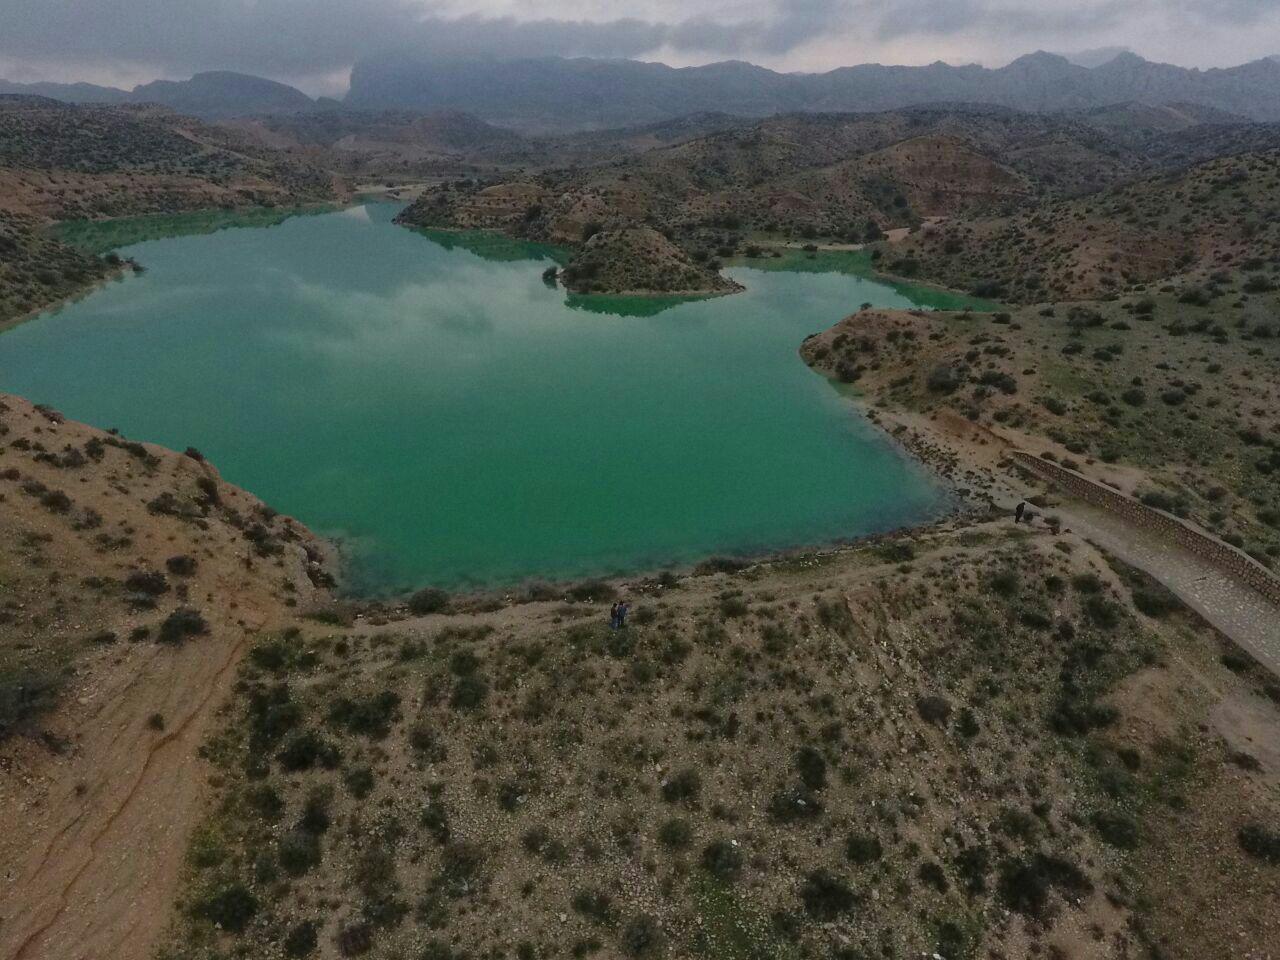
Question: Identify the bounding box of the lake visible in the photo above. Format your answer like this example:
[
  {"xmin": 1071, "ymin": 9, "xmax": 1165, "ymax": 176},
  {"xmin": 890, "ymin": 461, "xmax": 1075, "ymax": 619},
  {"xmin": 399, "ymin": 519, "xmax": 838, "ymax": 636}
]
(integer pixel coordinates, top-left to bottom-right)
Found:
[{"xmin": 1, "ymin": 203, "xmax": 984, "ymax": 594}]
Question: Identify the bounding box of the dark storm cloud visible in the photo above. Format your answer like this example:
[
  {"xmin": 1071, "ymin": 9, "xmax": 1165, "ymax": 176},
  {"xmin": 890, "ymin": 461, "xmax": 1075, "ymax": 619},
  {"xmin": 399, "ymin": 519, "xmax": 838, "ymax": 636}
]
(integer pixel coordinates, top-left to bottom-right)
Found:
[
  {"xmin": 0, "ymin": 0, "xmax": 1273, "ymax": 84},
  {"xmin": 872, "ymin": 0, "xmax": 1136, "ymax": 42},
  {"xmin": 0, "ymin": 0, "xmax": 674, "ymax": 76}
]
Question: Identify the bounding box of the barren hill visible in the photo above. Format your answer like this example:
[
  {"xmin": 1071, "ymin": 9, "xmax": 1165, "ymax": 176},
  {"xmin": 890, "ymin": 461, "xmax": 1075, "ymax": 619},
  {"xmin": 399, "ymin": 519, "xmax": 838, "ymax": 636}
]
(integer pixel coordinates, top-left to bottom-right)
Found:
[{"xmin": 0, "ymin": 97, "xmax": 339, "ymax": 222}]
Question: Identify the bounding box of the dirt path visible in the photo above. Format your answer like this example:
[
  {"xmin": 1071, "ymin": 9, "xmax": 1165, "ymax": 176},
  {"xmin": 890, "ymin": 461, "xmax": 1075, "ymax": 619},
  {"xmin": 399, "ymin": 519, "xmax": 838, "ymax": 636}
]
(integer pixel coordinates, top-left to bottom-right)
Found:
[{"xmin": 1058, "ymin": 501, "xmax": 1280, "ymax": 677}]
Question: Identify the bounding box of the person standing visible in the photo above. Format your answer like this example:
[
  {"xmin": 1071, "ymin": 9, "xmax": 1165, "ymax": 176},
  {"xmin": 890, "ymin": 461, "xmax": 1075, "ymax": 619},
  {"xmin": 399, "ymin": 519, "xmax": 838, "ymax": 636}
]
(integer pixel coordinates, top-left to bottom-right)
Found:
[
  {"xmin": 609, "ymin": 602, "xmax": 620, "ymax": 629},
  {"xmin": 617, "ymin": 600, "xmax": 630, "ymax": 628},
  {"xmin": 1014, "ymin": 501, "xmax": 1026, "ymax": 524}
]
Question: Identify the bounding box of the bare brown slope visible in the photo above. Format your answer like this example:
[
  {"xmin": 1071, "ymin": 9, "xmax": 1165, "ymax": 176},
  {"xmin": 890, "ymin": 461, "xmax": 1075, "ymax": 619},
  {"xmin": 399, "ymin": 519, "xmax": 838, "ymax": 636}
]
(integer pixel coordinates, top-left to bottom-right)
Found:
[{"xmin": 0, "ymin": 395, "xmax": 333, "ymax": 960}]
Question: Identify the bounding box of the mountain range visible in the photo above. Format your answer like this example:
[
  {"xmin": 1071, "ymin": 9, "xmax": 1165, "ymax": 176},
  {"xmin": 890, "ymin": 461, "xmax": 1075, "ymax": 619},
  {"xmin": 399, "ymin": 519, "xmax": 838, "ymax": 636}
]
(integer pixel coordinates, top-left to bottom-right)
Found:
[
  {"xmin": 4, "ymin": 52, "xmax": 1280, "ymax": 130},
  {"xmin": 0, "ymin": 71, "xmax": 315, "ymax": 118},
  {"xmin": 346, "ymin": 51, "xmax": 1280, "ymax": 131}
]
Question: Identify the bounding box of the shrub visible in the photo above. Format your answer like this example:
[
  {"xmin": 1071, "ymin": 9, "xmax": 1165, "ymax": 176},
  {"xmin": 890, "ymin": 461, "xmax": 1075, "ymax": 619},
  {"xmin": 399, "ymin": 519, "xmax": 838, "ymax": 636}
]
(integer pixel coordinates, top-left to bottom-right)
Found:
[
  {"xmin": 1084, "ymin": 595, "xmax": 1122, "ymax": 630},
  {"xmin": 954, "ymin": 845, "xmax": 990, "ymax": 893},
  {"xmin": 283, "ymin": 920, "xmax": 319, "ymax": 957},
  {"xmin": 437, "ymin": 840, "xmax": 485, "ymax": 897},
  {"xmin": 658, "ymin": 818, "xmax": 692, "ymax": 849},
  {"xmin": 916, "ymin": 695, "xmax": 952, "ymax": 726},
  {"xmin": 621, "ymin": 914, "xmax": 663, "ymax": 957},
  {"xmin": 450, "ymin": 675, "xmax": 488, "ymax": 711},
  {"xmin": 166, "ymin": 554, "xmax": 198, "ymax": 576},
  {"xmin": 193, "ymin": 882, "xmax": 258, "ymax": 933},
  {"xmin": 1092, "ymin": 810, "xmax": 1140, "ymax": 849},
  {"xmin": 926, "ymin": 364, "xmax": 964, "ymax": 393},
  {"xmin": 796, "ymin": 746, "xmax": 827, "ymax": 791},
  {"xmin": 718, "ymin": 595, "xmax": 748, "ymax": 618},
  {"xmin": 328, "ymin": 691, "xmax": 401, "ymax": 738},
  {"xmin": 1131, "ymin": 586, "xmax": 1181, "ymax": 618},
  {"xmin": 1238, "ymin": 824, "xmax": 1280, "ymax": 864},
  {"xmin": 408, "ymin": 587, "xmax": 450, "ymax": 615},
  {"xmin": 917, "ymin": 861, "xmax": 948, "ymax": 892},
  {"xmin": 336, "ymin": 921, "xmax": 373, "ymax": 956},
  {"xmin": 279, "ymin": 829, "xmax": 322, "ymax": 875},
  {"xmin": 158, "ymin": 607, "xmax": 208, "ymax": 644},
  {"xmin": 768, "ymin": 786, "xmax": 822, "ymax": 823},
  {"xmin": 816, "ymin": 598, "xmax": 854, "ymax": 636},
  {"xmin": 571, "ymin": 888, "xmax": 615, "ymax": 924},
  {"xmin": 701, "ymin": 840, "xmax": 743, "ymax": 882},
  {"xmin": 344, "ymin": 765, "xmax": 375, "ymax": 798},
  {"xmin": 1221, "ymin": 652, "xmax": 1253, "ymax": 673},
  {"xmin": 997, "ymin": 854, "xmax": 1092, "ymax": 918},
  {"xmin": 660, "ymin": 768, "xmax": 700, "ymax": 804},
  {"xmin": 277, "ymin": 730, "xmax": 341, "ymax": 771},
  {"xmin": 799, "ymin": 870, "xmax": 856, "ymax": 920},
  {"xmin": 0, "ymin": 669, "xmax": 59, "ymax": 740},
  {"xmin": 567, "ymin": 579, "xmax": 617, "ymax": 602},
  {"xmin": 124, "ymin": 570, "xmax": 169, "ymax": 596},
  {"xmin": 846, "ymin": 833, "xmax": 883, "ymax": 865}
]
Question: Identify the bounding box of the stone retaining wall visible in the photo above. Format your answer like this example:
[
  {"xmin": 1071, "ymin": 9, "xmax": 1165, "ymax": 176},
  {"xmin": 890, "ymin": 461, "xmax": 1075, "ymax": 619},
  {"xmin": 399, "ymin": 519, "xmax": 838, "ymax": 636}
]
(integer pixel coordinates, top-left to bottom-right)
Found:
[{"xmin": 1011, "ymin": 451, "xmax": 1280, "ymax": 606}]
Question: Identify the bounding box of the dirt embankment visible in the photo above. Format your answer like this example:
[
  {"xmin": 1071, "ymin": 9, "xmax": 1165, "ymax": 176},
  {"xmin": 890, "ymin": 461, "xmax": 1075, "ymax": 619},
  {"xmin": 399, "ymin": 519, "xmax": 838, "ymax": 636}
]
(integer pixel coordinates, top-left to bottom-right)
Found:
[{"xmin": 0, "ymin": 394, "xmax": 333, "ymax": 960}]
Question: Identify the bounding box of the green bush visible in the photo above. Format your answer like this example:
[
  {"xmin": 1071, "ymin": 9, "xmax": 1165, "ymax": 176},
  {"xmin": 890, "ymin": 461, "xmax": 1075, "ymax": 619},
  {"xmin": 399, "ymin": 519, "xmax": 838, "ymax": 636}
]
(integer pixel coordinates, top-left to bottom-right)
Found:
[
  {"xmin": 621, "ymin": 914, "xmax": 664, "ymax": 957},
  {"xmin": 700, "ymin": 839, "xmax": 743, "ymax": 882},
  {"xmin": 846, "ymin": 833, "xmax": 883, "ymax": 865},
  {"xmin": 997, "ymin": 854, "xmax": 1092, "ymax": 918},
  {"xmin": 799, "ymin": 870, "xmax": 856, "ymax": 920},
  {"xmin": 1092, "ymin": 809, "xmax": 1140, "ymax": 849},
  {"xmin": 660, "ymin": 768, "xmax": 700, "ymax": 804},
  {"xmin": 328, "ymin": 691, "xmax": 401, "ymax": 738},
  {"xmin": 408, "ymin": 587, "xmax": 450, "ymax": 615},
  {"xmin": 0, "ymin": 669, "xmax": 59, "ymax": 740},
  {"xmin": 158, "ymin": 607, "xmax": 208, "ymax": 644},
  {"xmin": 658, "ymin": 818, "xmax": 693, "ymax": 849},
  {"xmin": 283, "ymin": 920, "xmax": 319, "ymax": 957},
  {"xmin": 279, "ymin": 829, "xmax": 322, "ymax": 876},
  {"xmin": 1238, "ymin": 824, "xmax": 1280, "ymax": 864},
  {"xmin": 193, "ymin": 882, "xmax": 258, "ymax": 933}
]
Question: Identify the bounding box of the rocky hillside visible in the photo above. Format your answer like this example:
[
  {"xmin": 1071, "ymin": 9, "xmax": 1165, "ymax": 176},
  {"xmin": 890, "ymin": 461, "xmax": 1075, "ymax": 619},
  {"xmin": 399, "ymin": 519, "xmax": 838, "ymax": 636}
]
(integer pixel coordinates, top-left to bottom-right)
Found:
[
  {"xmin": 160, "ymin": 515, "xmax": 1280, "ymax": 960},
  {"xmin": 0, "ymin": 96, "xmax": 339, "ymax": 222},
  {"xmin": 395, "ymin": 106, "xmax": 1189, "ymax": 293},
  {"xmin": 558, "ymin": 227, "xmax": 742, "ymax": 296},
  {"xmin": 888, "ymin": 147, "xmax": 1280, "ymax": 302},
  {"xmin": 0, "ymin": 212, "xmax": 117, "ymax": 322}
]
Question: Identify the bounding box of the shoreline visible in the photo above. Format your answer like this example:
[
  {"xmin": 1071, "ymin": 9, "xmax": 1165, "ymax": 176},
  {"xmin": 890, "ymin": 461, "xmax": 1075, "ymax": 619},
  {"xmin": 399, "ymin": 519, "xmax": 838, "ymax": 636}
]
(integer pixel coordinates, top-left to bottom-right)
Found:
[{"xmin": 0, "ymin": 262, "xmax": 132, "ymax": 335}]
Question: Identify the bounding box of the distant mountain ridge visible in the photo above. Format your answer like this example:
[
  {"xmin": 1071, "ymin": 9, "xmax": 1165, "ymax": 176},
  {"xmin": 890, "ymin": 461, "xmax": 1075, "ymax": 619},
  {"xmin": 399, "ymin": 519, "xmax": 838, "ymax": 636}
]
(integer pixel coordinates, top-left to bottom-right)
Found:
[
  {"xmin": 0, "ymin": 71, "xmax": 316, "ymax": 118},
  {"xmin": 5, "ymin": 52, "xmax": 1280, "ymax": 128},
  {"xmin": 347, "ymin": 51, "xmax": 1280, "ymax": 131}
]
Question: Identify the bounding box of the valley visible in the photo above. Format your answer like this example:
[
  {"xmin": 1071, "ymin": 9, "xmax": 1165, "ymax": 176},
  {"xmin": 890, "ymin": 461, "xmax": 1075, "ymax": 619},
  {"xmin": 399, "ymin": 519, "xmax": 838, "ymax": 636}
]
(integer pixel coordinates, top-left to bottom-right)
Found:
[{"xmin": 1, "ymin": 50, "xmax": 1279, "ymax": 960}]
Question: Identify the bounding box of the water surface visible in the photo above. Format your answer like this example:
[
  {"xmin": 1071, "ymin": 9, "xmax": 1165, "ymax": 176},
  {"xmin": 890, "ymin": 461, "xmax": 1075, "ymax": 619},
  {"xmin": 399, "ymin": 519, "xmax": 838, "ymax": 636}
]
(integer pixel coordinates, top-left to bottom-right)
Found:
[{"xmin": 4, "ymin": 204, "xmax": 984, "ymax": 593}]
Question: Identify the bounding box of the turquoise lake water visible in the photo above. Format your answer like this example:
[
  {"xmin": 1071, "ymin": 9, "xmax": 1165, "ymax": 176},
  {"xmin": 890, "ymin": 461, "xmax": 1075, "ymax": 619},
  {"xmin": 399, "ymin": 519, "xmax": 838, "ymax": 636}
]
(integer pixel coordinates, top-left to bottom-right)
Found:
[{"xmin": 1, "ymin": 203, "xmax": 983, "ymax": 593}]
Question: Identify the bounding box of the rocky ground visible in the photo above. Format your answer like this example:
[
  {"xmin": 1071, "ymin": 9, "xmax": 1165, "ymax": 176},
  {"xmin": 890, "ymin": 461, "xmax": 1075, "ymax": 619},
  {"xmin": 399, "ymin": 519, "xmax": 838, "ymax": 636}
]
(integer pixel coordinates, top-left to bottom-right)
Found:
[{"xmin": 157, "ymin": 511, "xmax": 1280, "ymax": 960}]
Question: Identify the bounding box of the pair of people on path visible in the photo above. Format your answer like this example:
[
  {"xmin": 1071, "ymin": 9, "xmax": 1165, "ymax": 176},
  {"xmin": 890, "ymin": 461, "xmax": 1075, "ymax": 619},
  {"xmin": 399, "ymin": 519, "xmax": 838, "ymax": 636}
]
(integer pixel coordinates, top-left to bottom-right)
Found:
[{"xmin": 610, "ymin": 600, "xmax": 630, "ymax": 629}]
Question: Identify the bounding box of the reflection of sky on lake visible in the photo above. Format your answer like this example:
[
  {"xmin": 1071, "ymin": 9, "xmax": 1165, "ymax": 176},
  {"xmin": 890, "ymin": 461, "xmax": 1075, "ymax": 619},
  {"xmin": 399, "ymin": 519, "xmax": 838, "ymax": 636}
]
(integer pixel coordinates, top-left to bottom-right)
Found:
[{"xmin": 0, "ymin": 203, "xmax": 980, "ymax": 593}]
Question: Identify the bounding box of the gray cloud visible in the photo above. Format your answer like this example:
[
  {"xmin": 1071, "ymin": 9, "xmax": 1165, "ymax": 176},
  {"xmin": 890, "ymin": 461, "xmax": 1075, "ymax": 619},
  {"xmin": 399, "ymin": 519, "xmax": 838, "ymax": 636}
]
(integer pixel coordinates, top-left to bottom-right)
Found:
[
  {"xmin": 0, "ymin": 0, "xmax": 1275, "ymax": 88},
  {"xmin": 871, "ymin": 0, "xmax": 1136, "ymax": 43}
]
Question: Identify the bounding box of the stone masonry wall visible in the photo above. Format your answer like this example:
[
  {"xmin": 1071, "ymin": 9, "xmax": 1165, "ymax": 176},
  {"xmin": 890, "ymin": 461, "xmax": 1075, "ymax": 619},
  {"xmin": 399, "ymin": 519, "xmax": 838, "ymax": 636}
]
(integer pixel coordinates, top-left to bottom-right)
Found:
[{"xmin": 1011, "ymin": 451, "xmax": 1280, "ymax": 606}]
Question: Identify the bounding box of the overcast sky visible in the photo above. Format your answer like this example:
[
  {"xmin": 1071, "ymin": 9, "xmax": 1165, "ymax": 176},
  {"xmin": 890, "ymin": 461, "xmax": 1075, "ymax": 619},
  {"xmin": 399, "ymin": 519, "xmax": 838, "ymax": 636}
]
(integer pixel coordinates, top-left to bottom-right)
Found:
[{"xmin": 0, "ymin": 0, "xmax": 1277, "ymax": 95}]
